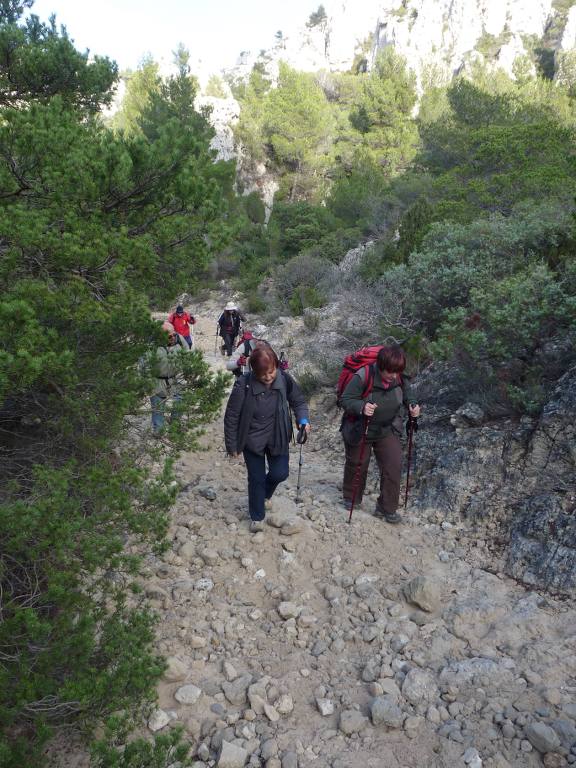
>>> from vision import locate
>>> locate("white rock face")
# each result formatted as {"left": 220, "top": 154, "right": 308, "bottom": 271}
{"left": 561, "top": 5, "right": 576, "bottom": 50}
{"left": 374, "top": 0, "right": 554, "bottom": 83}
{"left": 204, "top": 0, "right": 565, "bottom": 197}
{"left": 195, "top": 95, "right": 240, "bottom": 162}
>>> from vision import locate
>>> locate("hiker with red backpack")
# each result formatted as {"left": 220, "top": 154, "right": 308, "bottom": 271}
{"left": 338, "top": 344, "right": 420, "bottom": 524}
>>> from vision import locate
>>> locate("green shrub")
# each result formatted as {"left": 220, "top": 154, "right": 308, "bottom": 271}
{"left": 275, "top": 254, "right": 334, "bottom": 307}
{"left": 303, "top": 312, "right": 320, "bottom": 331}
{"left": 243, "top": 192, "right": 266, "bottom": 225}
{"left": 289, "top": 286, "right": 326, "bottom": 316}
{"left": 244, "top": 290, "right": 268, "bottom": 313}
{"left": 91, "top": 725, "right": 192, "bottom": 767}
{"left": 307, "top": 228, "right": 362, "bottom": 263}
{"left": 432, "top": 263, "right": 576, "bottom": 411}
{"left": 295, "top": 369, "right": 321, "bottom": 396}
{"left": 268, "top": 201, "right": 338, "bottom": 260}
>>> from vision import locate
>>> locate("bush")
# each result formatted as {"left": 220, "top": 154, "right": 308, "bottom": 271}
{"left": 91, "top": 725, "right": 192, "bottom": 768}
{"left": 295, "top": 369, "right": 321, "bottom": 397}
{"left": 268, "top": 201, "right": 339, "bottom": 261}
{"left": 289, "top": 286, "right": 327, "bottom": 316}
{"left": 275, "top": 254, "right": 333, "bottom": 304}
{"left": 303, "top": 311, "right": 320, "bottom": 331}
{"left": 432, "top": 263, "right": 576, "bottom": 412}
{"left": 306, "top": 228, "right": 362, "bottom": 263}
{"left": 244, "top": 290, "right": 268, "bottom": 314}
{"left": 243, "top": 192, "right": 266, "bottom": 225}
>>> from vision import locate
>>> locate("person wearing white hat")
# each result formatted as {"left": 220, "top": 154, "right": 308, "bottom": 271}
{"left": 218, "top": 301, "right": 244, "bottom": 356}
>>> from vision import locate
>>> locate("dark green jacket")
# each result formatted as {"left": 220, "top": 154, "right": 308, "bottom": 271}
{"left": 340, "top": 366, "right": 414, "bottom": 440}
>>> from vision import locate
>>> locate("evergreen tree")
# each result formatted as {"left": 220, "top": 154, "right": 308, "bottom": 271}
{"left": 111, "top": 55, "right": 161, "bottom": 135}
{"left": 0, "top": 0, "right": 117, "bottom": 110}
{"left": 346, "top": 48, "right": 418, "bottom": 175}
{"left": 0, "top": 4, "right": 229, "bottom": 765}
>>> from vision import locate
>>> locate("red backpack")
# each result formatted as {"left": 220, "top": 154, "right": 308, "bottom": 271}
{"left": 336, "top": 346, "right": 384, "bottom": 406}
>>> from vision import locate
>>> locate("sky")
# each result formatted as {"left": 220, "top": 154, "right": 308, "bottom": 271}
{"left": 30, "top": 0, "right": 325, "bottom": 76}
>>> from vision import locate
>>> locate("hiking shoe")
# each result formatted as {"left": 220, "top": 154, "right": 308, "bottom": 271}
{"left": 249, "top": 520, "right": 265, "bottom": 533}
{"left": 383, "top": 510, "right": 402, "bottom": 524}
{"left": 343, "top": 498, "right": 362, "bottom": 512}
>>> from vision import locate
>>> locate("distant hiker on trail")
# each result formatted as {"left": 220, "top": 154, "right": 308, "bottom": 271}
{"left": 224, "top": 345, "right": 310, "bottom": 532}
{"left": 149, "top": 321, "right": 189, "bottom": 436}
{"left": 168, "top": 304, "right": 196, "bottom": 349}
{"left": 340, "top": 344, "right": 420, "bottom": 524}
{"left": 226, "top": 330, "right": 259, "bottom": 377}
{"left": 218, "top": 301, "right": 244, "bottom": 356}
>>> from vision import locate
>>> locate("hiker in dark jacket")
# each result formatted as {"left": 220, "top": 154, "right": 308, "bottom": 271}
{"left": 340, "top": 345, "right": 420, "bottom": 524}
{"left": 218, "top": 301, "right": 243, "bottom": 356}
{"left": 224, "top": 345, "right": 310, "bottom": 532}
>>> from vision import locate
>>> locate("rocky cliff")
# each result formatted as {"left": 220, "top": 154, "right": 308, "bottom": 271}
{"left": 223, "top": 0, "right": 574, "bottom": 88}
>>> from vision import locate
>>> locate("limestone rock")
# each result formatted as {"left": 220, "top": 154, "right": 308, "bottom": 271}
{"left": 316, "top": 698, "right": 335, "bottom": 716}
{"left": 402, "top": 669, "right": 438, "bottom": 706}
{"left": 148, "top": 708, "right": 170, "bottom": 732}
{"left": 339, "top": 709, "right": 368, "bottom": 735}
{"left": 175, "top": 684, "right": 202, "bottom": 705}
{"left": 403, "top": 576, "right": 440, "bottom": 612}
{"left": 199, "top": 486, "right": 217, "bottom": 501}
{"left": 222, "top": 674, "right": 253, "bottom": 706}
{"left": 371, "top": 696, "right": 404, "bottom": 728}
{"left": 276, "top": 694, "right": 294, "bottom": 714}
{"left": 164, "top": 656, "right": 187, "bottom": 682}
{"left": 217, "top": 740, "right": 248, "bottom": 768}
{"left": 524, "top": 722, "right": 561, "bottom": 753}
{"left": 278, "top": 602, "right": 300, "bottom": 620}
{"left": 264, "top": 702, "right": 280, "bottom": 722}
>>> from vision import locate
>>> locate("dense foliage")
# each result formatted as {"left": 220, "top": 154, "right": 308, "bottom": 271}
{"left": 231, "top": 43, "right": 576, "bottom": 412}
{"left": 0, "top": 3, "right": 229, "bottom": 765}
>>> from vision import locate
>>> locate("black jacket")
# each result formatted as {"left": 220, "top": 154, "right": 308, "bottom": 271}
{"left": 218, "top": 311, "right": 242, "bottom": 337}
{"left": 224, "top": 371, "right": 309, "bottom": 456}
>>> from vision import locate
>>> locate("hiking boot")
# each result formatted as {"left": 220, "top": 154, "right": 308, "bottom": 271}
{"left": 249, "top": 520, "right": 265, "bottom": 533}
{"left": 264, "top": 498, "right": 273, "bottom": 511}
{"left": 382, "top": 510, "right": 402, "bottom": 524}
{"left": 343, "top": 498, "right": 362, "bottom": 512}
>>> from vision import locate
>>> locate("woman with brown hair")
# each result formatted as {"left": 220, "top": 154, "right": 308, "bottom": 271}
{"left": 224, "top": 345, "right": 310, "bottom": 532}
{"left": 340, "top": 344, "right": 420, "bottom": 524}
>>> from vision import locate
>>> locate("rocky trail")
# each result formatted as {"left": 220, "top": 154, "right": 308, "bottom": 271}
{"left": 58, "top": 300, "right": 576, "bottom": 768}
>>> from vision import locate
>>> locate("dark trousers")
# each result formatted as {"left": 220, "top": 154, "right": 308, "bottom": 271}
{"left": 342, "top": 433, "right": 402, "bottom": 516}
{"left": 222, "top": 332, "right": 236, "bottom": 356}
{"left": 243, "top": 448, "right": 290, "bottom": 521}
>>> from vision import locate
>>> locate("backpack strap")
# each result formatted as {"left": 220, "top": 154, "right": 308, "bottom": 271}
{"left": 356, "top": 364, "right": 375, "bottom": 400}
{"left": 281, "top": 369, "right": 293, "bottom": 397}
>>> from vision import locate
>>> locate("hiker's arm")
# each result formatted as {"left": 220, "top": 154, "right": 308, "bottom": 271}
{"left": 340, "top": 374, "right": 368, "bottom": 417}
{"left": 223, "top": 379, "right": 246, "bottom": 455}
{"left": 286, "top": 376, "right": 310, "bottom": 427}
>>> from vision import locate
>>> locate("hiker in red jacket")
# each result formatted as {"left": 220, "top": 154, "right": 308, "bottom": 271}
{"left": 168, "top": 305, "right": 196, "bottom": 349}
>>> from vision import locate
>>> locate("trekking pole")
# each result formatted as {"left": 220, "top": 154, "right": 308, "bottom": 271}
{"left": 404, "top": 415, "right": 416, "bottom": 509}
{"left": 295, "top": 425, "right": 308, "bottom": 503}
{"left": 348, "top": 415, "right": 371, "bottom": 524}
{"left": 214, "top": 325, "right": 219, "bottom": 354}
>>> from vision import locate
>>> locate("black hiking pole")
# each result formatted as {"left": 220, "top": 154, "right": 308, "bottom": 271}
{"left": 295, "top": 425, "right": 308, "bottom": 503}
{"left": 404, "top": 415, "right": 416, "bottom": 509}
{"left": 214, "top": 325, "right": 219, "bottom": 354}
{"left": 348, "top": 415, "right": 371, "bottom": 524}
